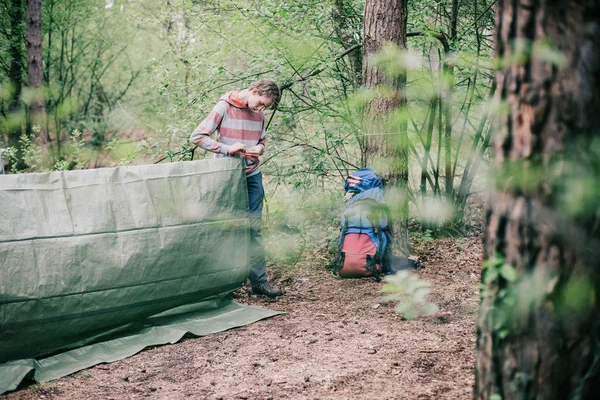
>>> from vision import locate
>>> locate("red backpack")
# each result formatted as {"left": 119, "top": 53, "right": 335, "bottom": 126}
{"left": 339, "top": 232, "right": 382, "bottom": 278}
{"left": 334, "top": 168, "right": 389, "bottom": 281}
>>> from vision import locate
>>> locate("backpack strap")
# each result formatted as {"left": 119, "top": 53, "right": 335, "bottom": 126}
{"left": 365, "top": 254, "right": 381, "bottom": 282}
{"left": 365, "top": 205, "right": 387, "bottom": 278}
{"left": 336, "top": 252, "right": 346, "bottom": 273}
{"left": 360, "top": 203, "right": 384, "bottom": 282}
{"left": 333, "top": 219, "right": 349, "bottom": 275}
{"left": 375, "top": 228, "right": 388, "bottom": 274}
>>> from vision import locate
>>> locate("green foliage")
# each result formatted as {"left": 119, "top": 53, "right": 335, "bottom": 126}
{"left": 371, "top": 42, "right": 422, "bottom": 78}
{"left": 28, "top": 382, "right": 49, "bottom": 391}
{"left": 481, "top": 252, "right": 597, "bottom": 341}
{"left": 455, "top": 237, "right": 466, "bottom": 251}
{"left": 532, "top": 39, "right": 568, "bottom": 68}
{"left": 264, "top": 183, "right": 343, "bottom": 271}
{"left": 0, "top": 0, "right": 145, "bottom": 169}
{"left": 557, "top": 138, "right": 600, "bottom": 221}
{"left": 411, "top": 228, "right": 434, "bottom": 243}
{"left": 555, "top": 274, "right": 596, "bottom": 317}
{"left": 1, "top": 0, "right": 500, "bottom": 239}
{"left": 492, "top": 159, "right": 546, "bottom": 194}
{"left": 9, "top": 128, "right": 117, "bottom": 173}
{"left": 347, "top": 7, "right": 495, "bottom": 231}
{"left": 381, "top": 271, "right": 438, "bottom": 320}
{"left": 482, "top": 253, "right": 518, "bottom": 286}
{"left": 480, "top": 254, "right": 519, "bottom": 339}
{"left": 3, "top": 0, "right": 497, "bottom": 229}
{"left": 492, "top": 137, "right": 600, "bottom": 224}
{"left": 53, "top": 129, "right": 86, "bottom": 171}
{"left": 496, "top": 38, "right": 568, "bottom": 70}
{"left": 14, "top": 131, "right": 48, "bottom": 172}
{"left": 127, "top": 0, "right": 370, "bottom": 179}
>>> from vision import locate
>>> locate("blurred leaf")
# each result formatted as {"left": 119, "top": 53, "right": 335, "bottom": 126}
{"left": 533, "top": 39, "right": 568, "bottom": 69}
{"left": 500, "top": 263, "right": 518, "bottom": 283}
{"left": 381, "top": 271, "right": 437, "bottom": 320}
{"left": 484, "top": 267, "right": 498, "bottom": 284}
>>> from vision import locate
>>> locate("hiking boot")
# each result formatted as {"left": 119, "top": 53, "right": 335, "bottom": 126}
{"left": 252, "top": 281, "right": 283, "bottom": 298}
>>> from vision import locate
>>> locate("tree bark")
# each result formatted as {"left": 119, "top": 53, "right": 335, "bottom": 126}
{"left": 361, "top": 0, "right": 410, "bottom": 254}
{"left": 475, "top": 0, "right": 600, "bottom": 399}
{"left": 362, "top": 0, "right": 406, "bottom": 95}
{"left": 26, "top": 0, "right": 47, "bottom": 144}
{"left": 6, "top": 0, "right": 26, "bottom": 154}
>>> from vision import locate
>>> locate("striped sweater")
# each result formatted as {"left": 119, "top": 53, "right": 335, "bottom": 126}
{"left": 190, "top": 91, "right": 266, "bottom": 176}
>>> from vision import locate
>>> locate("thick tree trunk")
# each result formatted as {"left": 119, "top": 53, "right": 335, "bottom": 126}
{"left": 26, "top": 0, "right": 47, "bottom": 144}
{"left": 362, "top": 0, "right": 406, "bottom": 96}
{"left": 362, "top": 0, "right": 410, "bottom": 254}
{"left": 475, "top": 0, "right": 600, "bottom": 399}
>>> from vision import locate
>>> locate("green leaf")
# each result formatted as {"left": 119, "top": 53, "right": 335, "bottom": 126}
{"left": 500, "top": 263, "right": 518, "bottom": 282}
{"left": 484, "top": 267, "right": 498, "bottom": 284}
{"left": 483, "top": 253, "right": 504, "bottom": 269}
{"left": 498, "top": 329, "right": 510, "bottom": 339}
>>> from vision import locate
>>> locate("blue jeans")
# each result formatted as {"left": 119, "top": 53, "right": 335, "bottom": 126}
{"left": 247, "top": 172, "right": 267, "bottom": 284}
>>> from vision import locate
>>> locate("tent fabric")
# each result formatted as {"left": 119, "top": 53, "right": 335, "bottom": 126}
{"left": 0, "top": 158, "right": 282, "bottom": 394}
{"left": 0, "top": 298, "right": 280, "bottom": 394}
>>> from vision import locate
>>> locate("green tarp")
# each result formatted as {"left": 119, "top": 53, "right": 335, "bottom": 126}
{"left": 0, "top": 158, "right": 281, "bottom": 394}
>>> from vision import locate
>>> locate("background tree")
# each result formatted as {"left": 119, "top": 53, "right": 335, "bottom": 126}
{"left": 26, "top": 0, "right": 46, "bottom": 144}
{"left": 361, "top": 0, "right": 410, "bottom": 253}
{"left": 1, "top": 0, "right": 498, "bottom": 266}
{"left": 403, "top": 0, "right": 496, "bottom": 232}
{"left": 1, "top": 0, "right": 26, "bottom": 168}
{"left": 475, "top": 0, "right": 600, "bottom": 398}
{"left": 1, "top": 0, "right": 142, "bottom": 170}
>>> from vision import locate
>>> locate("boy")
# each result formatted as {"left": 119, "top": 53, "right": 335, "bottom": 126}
{"left": 190, "top": 79, "right": 283, "bottom": 298}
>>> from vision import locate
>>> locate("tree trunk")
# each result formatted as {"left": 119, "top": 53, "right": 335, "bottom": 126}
{"left": 362, "top": 0, "right": 409, "bottom": 254}
{"left": 475, "top": 0, "right": 600, "bottom": 399}
{"left": 444, "top": 0, "right": 459, "bottom": 203}
{"left": 7, "top": 0, "right": 26, "bottom": 152}
{"left": 26, "top": 0, "right": 47, "bottom": 144}
{"left": 362, "top": 0, "right": 406, "bottom": 96}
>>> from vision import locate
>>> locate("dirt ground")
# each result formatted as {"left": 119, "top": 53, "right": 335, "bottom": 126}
{"left": 3, "top": 236, "right": 483, "bottom": 400}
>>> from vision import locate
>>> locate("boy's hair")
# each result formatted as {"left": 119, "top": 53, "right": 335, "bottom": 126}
{"left": 249, "top": 80, "right": 281, "bottom": 108}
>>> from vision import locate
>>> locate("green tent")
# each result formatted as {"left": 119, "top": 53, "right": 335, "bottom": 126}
{"left": 0, "top": 158, "right": 281, "bottom": 394}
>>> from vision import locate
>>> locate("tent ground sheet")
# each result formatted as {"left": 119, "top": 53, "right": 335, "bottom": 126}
{"left": 0, "top": 158, "right": 282, "bottom": 394}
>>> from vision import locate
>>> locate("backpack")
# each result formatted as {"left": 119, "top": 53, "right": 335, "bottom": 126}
{"left": 334, "top": 168, "right": 390, "bottom": 281}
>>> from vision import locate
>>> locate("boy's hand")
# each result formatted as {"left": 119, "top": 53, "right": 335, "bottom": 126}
{"left": 347, "top": 175, "right": 363, "bottom": 186}
{"left": 228, "top": 143, "right": 246, "bottom": 157}
{"left": 245, "top": 145, "right": 263, "bottom": 161}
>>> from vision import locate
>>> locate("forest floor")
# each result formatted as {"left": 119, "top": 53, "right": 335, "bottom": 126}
{"left": 3, "top": 232, "right": 483, "bottom": 400}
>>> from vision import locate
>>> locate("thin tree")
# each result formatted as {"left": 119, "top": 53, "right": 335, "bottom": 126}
{"left": 361, "top": 0, "right": 409, "bottom": 254}
{"left": 475, "top": 0, "right": 600, "bottom": 398}
{"left": 26, "top": 0, "right": 47, "bottom": 144}
{"left": 5, "top": 0, "right": 26, "bottom": 159}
